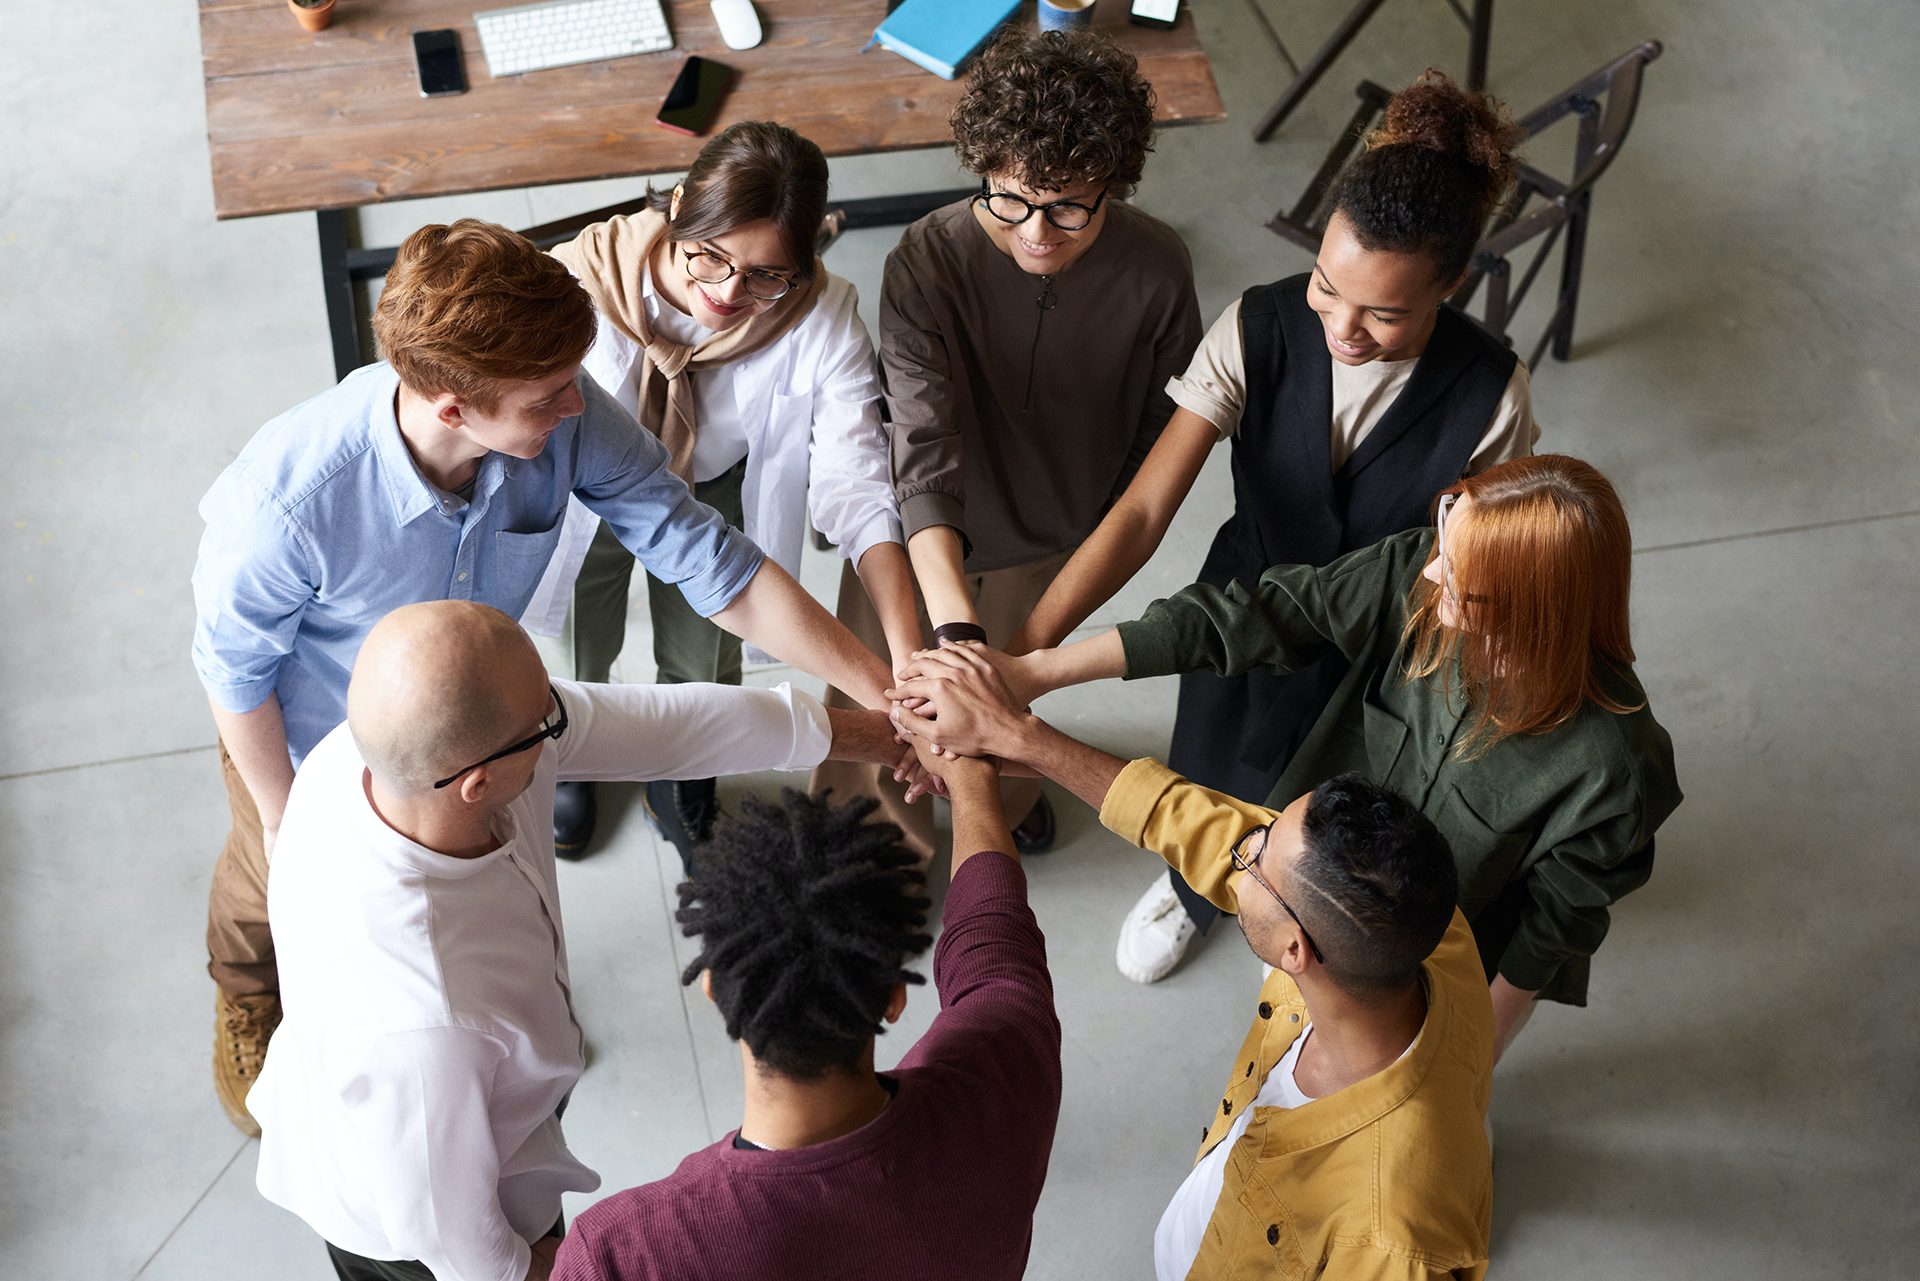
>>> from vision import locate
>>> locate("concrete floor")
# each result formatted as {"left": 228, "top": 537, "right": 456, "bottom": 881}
{"left": 3, "top": 0, "right": 1916, "bottom": 1276}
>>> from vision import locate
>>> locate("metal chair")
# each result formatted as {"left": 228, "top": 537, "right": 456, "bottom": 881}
{"left": 1265, "top": 40, "right": 1664, "bottom": 370}
{"left": 1241, "top": 0, "right": 1493, "bottom": 142}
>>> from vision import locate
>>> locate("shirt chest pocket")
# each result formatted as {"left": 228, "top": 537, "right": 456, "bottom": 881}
{"left": 1223, "top": 1168, "right": 1313, "bottom": 1279}
{"left": 1436, "top": 784, "right": 1536, "bottom": 911}
{"left": 491, "top": 523, "right": 566, "bottom": 607}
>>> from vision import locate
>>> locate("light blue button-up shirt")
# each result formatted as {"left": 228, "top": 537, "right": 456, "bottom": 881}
{"left": 191, "top": 362, "right": 763, "bottom": 766}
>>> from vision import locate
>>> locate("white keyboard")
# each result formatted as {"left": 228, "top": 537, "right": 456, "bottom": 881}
{"left": 474, "top": 0, "right": 674, "bottom": 77}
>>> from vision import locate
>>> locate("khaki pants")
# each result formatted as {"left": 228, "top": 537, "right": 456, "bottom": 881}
{"left": 207, "top": 739, "right": 275, "bottom": 999}
{"left": 533, "top": 459, "right": 747, "bottom": 687}
{"left": 810, "top": 547, "right": 1072, "bottom": 861}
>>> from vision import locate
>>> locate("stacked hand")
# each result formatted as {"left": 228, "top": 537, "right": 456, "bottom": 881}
{"left": 885, "top": 642, "right": 1037, "bottom": 764}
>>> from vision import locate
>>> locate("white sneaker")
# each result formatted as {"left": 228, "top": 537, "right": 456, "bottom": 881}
{"left": 1116, "top": 869, "right": 1199, "bottom": 984}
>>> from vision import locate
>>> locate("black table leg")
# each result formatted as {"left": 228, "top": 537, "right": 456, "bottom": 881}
{"left": 316, "top": 210, "right": 363, "bottom": 383}
{"left": 1467, "top": 0, "right": 1494, "bottom": 90}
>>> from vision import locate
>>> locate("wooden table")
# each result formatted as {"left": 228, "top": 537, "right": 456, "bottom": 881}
{"left": 198, "top": 0, "right": 1225, "bottom": 374}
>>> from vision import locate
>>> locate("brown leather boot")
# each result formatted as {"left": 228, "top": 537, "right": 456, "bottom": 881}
{"left": 214, "top": 990, "right": 282, "bottom": 1137}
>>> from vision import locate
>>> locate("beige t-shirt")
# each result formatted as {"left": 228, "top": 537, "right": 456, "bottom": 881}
{"left": 1167, "top": 299, "right": 1539, "bottom": 473}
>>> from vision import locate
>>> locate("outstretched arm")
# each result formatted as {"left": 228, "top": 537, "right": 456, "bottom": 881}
{"left": 711, "top": 560, "right": 892, "bottom": 710}
{"left": 1005, "top": 408, "right": 1218, "bottom": 655}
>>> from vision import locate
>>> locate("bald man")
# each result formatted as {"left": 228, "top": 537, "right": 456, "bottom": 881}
{"left": 247, "top": 601, "right": 909, "bottom": 1281}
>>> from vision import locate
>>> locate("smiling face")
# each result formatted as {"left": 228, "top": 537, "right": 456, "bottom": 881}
{"left": 657, "top": 210, "right": 799, "bottom": 333}
{"left": 1309, "top": 211, "right": 1467, "bottom": 366}
{"left": 970, "top": 172, "right": 1109, "bottom": 276}
{"left": 447, "top": 364, "right": 585, "bottom": 460}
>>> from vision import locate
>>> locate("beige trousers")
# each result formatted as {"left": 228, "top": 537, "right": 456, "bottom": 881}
{"left": 810, "top": 546, "right": 1073, "bottom": 861}
{"left": 207, "top": 739, "right": 275, "bottom": 999}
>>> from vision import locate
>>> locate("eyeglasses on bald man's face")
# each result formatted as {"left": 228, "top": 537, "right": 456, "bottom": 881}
{"left": 433, "top": 685, "right": 568, "bottom": 790}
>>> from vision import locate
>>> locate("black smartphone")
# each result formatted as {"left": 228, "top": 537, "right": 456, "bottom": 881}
{"left": 413, "top": 29, "right": 467, "bottom": 98}
{"left": 655, "top": 56, "right": 734, "bottom": 136}
{"left": 1129, "top": 0, "right": 1180, "bottom": 30}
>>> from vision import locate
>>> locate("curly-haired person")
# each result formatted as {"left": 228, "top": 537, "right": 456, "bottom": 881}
{"left": 812, "top": 26, "right": 1203, "bottom": 862}
{"left": 553, "top": 759, "right": 1062, "bottom": 1281}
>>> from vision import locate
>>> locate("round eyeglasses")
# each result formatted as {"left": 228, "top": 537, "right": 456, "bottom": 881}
{"left": 974, "top": 182, "right": 1109, "bottom": 231}
{"left": 681, "top": 247, "right": 797, "bottom": 302}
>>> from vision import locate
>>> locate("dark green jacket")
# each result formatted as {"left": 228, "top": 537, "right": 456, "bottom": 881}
{"left": 1117, "top": 528, "right": 1682, "bottom": 1005}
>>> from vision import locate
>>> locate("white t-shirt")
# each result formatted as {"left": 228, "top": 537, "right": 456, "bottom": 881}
{"left": 1167, "top": 298, "right": 1540, "bottom": 474}
{"left": 1154, "top": 1027, "right": 1318, "bottom": 1281}
{"left": 252, "top": 678, "right": 832, "bottom": 1281}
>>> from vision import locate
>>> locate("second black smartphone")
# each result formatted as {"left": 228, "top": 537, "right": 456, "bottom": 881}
{"left": 656, "top": 56, "right": 734, "bottom": 136}
{"left": 413, "top": 29, "right": 467, "bottom": 97}
{"left": 1128, "top": 0, "right": 1180, "bottom": 30}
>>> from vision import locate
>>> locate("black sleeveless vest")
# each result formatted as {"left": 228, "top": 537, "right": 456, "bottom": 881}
{"left": 1167, "top": 273, "right": 1517, "bottom": 798}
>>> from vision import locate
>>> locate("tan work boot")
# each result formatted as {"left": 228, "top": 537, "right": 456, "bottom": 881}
{"left": 214, "top": 990, "right": 282, "bottom": 1138}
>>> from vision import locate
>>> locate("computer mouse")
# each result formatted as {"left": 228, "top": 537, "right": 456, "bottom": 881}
{"left": 710, "top": 0, "right": 762, "bottom": 50}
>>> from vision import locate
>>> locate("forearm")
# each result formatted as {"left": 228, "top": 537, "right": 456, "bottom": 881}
{"left": 1009, "top": 408, "right": 1216, "bottom": 654}
{"left": 825, "top": 707, "right": 910, "bottom": 766}
{"left": 712, "top": 561, "right": 891, "bottom": 709}
{"left": 906, "top": 526, "right": 976, "bottom": 628}
{"left": 1004, "top": 716, "right": 1129, "bottom": 813}
{"left": 1489, "top": 974, "right": 1539, "bottom": 1063}
{"left": 854, "top": 541, "right": 925, "bottom": 672}
{"left": 1020, "top": 630, "right": 1129, "bottom": 699}
{"left": 944, "top": 761, "right": 1014, "bottom": 874}
{"left": 208, "top": 695, "right": 296, "bottom": 834}
{"left": 1008, "top": 507, "right": 1158, "bottom": 655}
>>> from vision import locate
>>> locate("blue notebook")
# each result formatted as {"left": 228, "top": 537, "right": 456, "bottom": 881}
{"left": 869, "top": 0, "right": 1023, "bottom": 80}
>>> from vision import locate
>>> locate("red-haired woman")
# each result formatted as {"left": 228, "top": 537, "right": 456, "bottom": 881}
{"left": 907, "top": 455, "right": 1681, "bottom": 1055}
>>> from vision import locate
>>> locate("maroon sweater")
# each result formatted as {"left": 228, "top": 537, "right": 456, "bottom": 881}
{"left": 552, "top": 852, "right": 1061, "bottom": 1281}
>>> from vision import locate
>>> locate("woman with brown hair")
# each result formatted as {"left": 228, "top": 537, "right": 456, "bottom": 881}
{"left": 896, "top": 454, "right": 1682, "bottom": 1056}
{"left": 528, "top": 121, "right": 916, "bottom": 863}
{"left": 998, "top": 70, "right": 1543, "bottom": 983}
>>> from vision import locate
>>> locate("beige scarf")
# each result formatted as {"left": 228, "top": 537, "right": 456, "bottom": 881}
{"left": 550, "top": 207, "right": 826, "bottom": 482}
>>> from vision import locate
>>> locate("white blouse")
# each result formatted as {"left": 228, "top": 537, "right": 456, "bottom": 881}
{"left": 523, "top": 267, "right": 900, "bottom": 637}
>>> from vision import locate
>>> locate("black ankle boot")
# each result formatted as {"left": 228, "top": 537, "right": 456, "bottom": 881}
{"left": 644, "top": 778, "right": 719, "bottom": 878}
{"left": 553, "top": 781, "right": 597, "bottom": 860}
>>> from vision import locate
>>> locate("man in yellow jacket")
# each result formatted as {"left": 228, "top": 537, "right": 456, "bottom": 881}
{"left": 890, "top": 644, "right": 1496, "bottom": 1280}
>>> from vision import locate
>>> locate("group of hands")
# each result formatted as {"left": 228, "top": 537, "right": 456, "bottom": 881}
{"left": 879, "top": 642, "right": 1046, "bottom": 802}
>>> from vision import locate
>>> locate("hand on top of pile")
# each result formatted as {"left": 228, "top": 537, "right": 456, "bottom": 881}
{"left": 885, "top": 642, "right": 1035, "bottom": 764}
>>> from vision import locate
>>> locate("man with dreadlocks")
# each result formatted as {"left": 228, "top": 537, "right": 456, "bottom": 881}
{"left": 553, "top": 745, "right": 1061, "bottom": 1281}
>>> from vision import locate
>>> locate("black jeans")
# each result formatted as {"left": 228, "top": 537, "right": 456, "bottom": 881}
{"left": 326, "top": 1218, "right": 565, "bottom": 1281}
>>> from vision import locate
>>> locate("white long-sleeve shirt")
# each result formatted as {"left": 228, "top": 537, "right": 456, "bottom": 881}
{"left": 252, "top": 678, "right": 832, "bottom": 1281}
{"left": 522, "top": 266, "right": 900, "bottom": 638}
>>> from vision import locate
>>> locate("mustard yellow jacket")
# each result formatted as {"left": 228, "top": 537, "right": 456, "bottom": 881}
{"left": 1103, "top": 758, "right": 1496, "bottom": 1280}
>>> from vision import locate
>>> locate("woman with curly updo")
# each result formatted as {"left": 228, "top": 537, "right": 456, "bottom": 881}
{"left": 1000, "top": 71, "right": 1547, "bottom": 985}
{"left": 812, "top": 27, "right": 1203, "bottom": 862}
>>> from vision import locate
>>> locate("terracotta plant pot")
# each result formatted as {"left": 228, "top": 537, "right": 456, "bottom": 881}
{"left": 289, "top": 0, "right": 336, "bottom": 32}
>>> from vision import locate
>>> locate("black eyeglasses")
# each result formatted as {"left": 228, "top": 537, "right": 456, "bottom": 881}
{"left": 433, "top": 685, "right": 568, "bottom": 790}
{"left": 1230, "top": 822, "right": 1324, "bottom": 963}
{"left": 974, "top": 181, "right": 1108, "bottom": 231}
{"left": 681, "top": 246, "right": 797, "bottom": 301}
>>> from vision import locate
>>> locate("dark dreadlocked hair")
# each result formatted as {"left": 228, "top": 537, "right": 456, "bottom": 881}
{"left": 676, "top": 789, "right": 933, "bottom": 1080}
